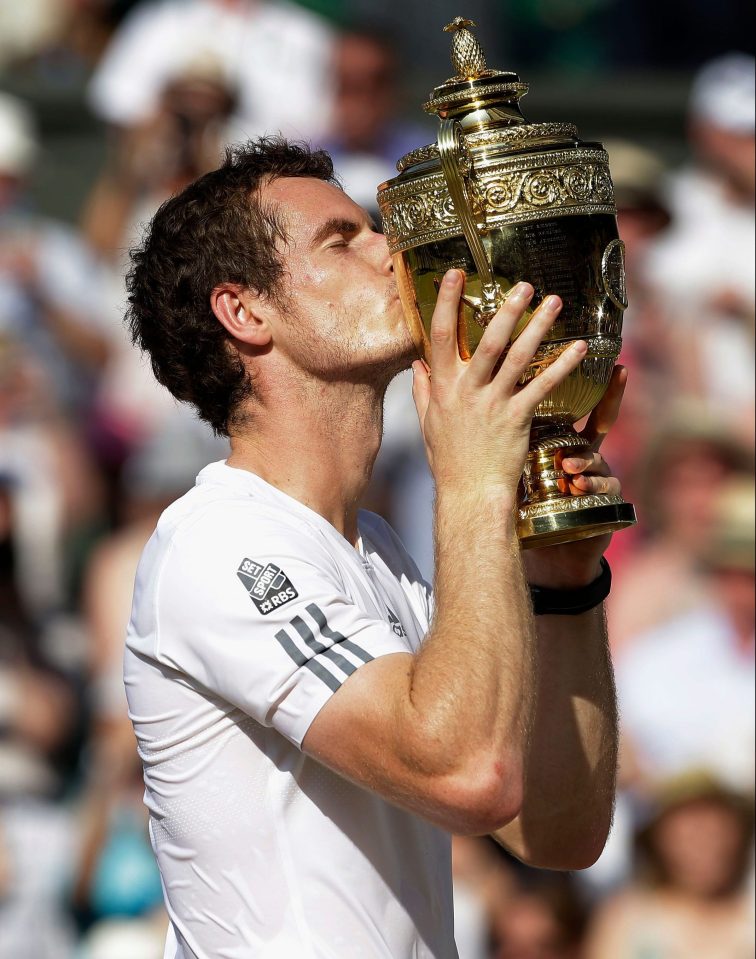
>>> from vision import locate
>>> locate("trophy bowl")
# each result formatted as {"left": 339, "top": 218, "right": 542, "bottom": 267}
{"left": 377, "top": 16, "right": 636, "bottom": 548}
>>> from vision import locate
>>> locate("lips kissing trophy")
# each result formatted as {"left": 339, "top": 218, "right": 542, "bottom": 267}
{"left": 377, "top": 17, "right": 636, "bottom": 547}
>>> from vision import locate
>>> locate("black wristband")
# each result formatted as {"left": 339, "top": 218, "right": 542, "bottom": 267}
{"left": 530, "top": 558, "right": 611, "bottom": 616}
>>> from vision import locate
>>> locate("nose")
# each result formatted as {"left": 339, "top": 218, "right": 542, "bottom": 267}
{"left": 373, "top": 228, "right": 393, "bottom": 275}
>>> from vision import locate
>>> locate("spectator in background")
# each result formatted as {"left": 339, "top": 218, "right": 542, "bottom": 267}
{"left": 81, "top": 58, "right": 237, "bottom": 487}
{"left": 83, "top": 55, "right": 238, "bottom": 262}
{"left": 580, "top": 469, "right": 754, "bottom": 900}
{"left": 321, "top": 24, "right": 430, "bottom": 218}
{"left": 0, "top": 92, "right": 107, "bottom": 615}
{"left": 0, "top": 92, "right": 113, "bottom": 417}
{"left": 607, "top": 403, "right": 753, "bottom": 651}
{"left": 584, "top": 771, "right": 755, "bottom": 959}
{"left": 616, "top": 474, "right": 755, "bottom": 793}
{"left": 491, "top": 873, "right": 588, "bottom": 959}
{"left": 646, "top": 53, "right": 755, "bottom": 441}
{"left": 0, "top": 478, "right": 81, "bottom": 959}
{"left": 88, "top": 0, "right": 335, "bottom": 143}
{"left": 452, "top": 836, "right": 591, "bottom": 959}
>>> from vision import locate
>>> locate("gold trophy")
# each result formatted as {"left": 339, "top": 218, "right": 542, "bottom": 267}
{"left": 377, "top": 17, "right": 637, "bottom": 548}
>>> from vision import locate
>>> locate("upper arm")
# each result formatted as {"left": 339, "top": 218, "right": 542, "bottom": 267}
{"left": 301, "top": 652, "right": 433, "bottom": 813}
{"left": 301, "top": 650, "right": 518, "bottom": 834}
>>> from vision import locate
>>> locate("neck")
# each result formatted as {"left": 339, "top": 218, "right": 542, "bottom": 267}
{"left": 227, "top": 376, "right": 386, "bottom": 545}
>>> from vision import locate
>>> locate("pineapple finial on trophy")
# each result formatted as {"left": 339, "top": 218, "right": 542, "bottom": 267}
{"left": 443, "top": 16, "right": 488, "bottom": 79}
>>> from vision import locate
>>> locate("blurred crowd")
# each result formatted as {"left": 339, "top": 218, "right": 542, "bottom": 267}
{"left": 0, "top": 2, "right": 753, "bottom": 958}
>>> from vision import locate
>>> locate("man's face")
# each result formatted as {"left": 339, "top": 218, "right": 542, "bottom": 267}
{"left": 261, "top": 177, "right": 414, "bottom": 386}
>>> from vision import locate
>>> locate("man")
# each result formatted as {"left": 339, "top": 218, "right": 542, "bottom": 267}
{"left": 124, "top": 138, "right": 622, "bottom": 959}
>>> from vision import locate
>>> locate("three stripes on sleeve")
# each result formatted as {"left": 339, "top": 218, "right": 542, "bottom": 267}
{"left": 275, "top": 603, "right": 374, "bottom": 692}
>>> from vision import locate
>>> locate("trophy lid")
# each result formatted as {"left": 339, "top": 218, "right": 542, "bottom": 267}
{"left": 423, "top": 17, "right": 529, "bottom": 124}
{"left": 390, "top": 17, "right": 578, "bottom": 176}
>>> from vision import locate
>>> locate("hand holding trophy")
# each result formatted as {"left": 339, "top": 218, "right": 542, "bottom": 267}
{"left": 377, "top": 17, "right": 636, "bottom": 547}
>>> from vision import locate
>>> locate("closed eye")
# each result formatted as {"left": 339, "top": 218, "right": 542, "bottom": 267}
{"left": 310, "top": 217, "right": 361, "bottom": 249}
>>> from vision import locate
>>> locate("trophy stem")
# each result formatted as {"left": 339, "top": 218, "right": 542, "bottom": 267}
{"left": 518, "top": 422, "right": 636, "bottom": 549}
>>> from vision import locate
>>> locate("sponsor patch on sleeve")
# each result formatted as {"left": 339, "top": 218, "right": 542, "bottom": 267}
{"left": 236, "top": 558, "right": 299, "bottom": 615}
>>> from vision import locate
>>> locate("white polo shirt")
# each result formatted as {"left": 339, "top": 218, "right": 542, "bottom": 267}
{"left": 124, "top": 461, "right": 457, "bottom": 959}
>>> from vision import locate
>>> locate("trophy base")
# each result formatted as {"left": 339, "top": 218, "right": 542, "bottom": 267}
{"left": 518, "top": 494, "right": 637, "bottom": 549}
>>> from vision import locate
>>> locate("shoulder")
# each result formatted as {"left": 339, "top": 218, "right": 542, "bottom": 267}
{"left": 146, "top": 484, "right": 340, "bottom": 591}
{"left": 130, "top": 483, "right": 342, "bottom": 631}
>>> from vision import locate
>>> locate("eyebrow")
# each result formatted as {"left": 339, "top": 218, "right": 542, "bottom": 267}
{"left": 309, "top": 214, "right": 378, "bottom": 248}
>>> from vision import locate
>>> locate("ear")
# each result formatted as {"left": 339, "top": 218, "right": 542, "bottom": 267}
{"left": 210, "top": 285, "right": 274, "bottom": 347}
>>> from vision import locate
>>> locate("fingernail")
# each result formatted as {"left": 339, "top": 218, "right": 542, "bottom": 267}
{"left": 510, "top": 282, "right": 534, "bottom": 302}
{"left": 562, "top": 458, "right": 582, "bottom": 471}
{"left": 543, "top": 294, "right": 561, "bottom": 311}
{"left": 443, "top": 269, "right": 461, "bottom": 286}
{"left": 572, "top": 340, "right": 588, "bottom": 355}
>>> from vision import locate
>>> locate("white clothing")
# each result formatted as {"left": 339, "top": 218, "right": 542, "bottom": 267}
{"left": 616, "top": 603, "right": 755, "bottom": 790}
{"left": 89, "top": 0, "right": 334, "bottom": 141}
{"left": 648, "top": 168, "right": 755, "bottom": 308}
{"left": 125, "top": 461, "right": 457, "bottom": 959}
{"left": 580, "top": 605, "right": 756, "bottom": 898}
{"left": 645, "top": 169, "right": 755, "bottom": 414}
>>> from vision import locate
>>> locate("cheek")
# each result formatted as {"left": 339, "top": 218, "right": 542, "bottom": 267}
{"left": 305, "top": 266, "right": 329, "bottom": 287}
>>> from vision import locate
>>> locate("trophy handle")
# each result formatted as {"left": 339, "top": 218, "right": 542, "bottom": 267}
{"left": 437, "top": 117, "right": 504, "bottom": 324}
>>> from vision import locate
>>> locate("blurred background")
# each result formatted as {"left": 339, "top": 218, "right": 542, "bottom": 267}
{"left": 0, "top": 2, "right": 753, "bottom": 957}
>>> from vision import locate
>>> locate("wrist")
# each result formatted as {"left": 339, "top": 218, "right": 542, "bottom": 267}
{"left": 524, "top": 549, "right": 603, "bottom": 589}
{"left": 530, "top": 558, "right": 611, "bottom": 616}
{"left": 435, "top": 484, "right": 518, "bottom": 515}
{"left": 435, "top": 487, "right": 519, "bottom": 541}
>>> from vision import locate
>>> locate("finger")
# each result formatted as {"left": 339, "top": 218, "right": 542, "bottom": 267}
{"left": 494, "top": 294, "right": 563, "bottom": 393}
{"left": 411, "top": 359, "right": 431, "bottom": 430}
{"left": 514, "top": 338, "right": 587, "bottom": 411}
{"left": 428, "top": 269, "right": 465, "bottom": 380}
{"left": 561, "top": 450, "right": 611, "bottom": 477}
{"left": 580, "top": 365, "right": 628, "bottom": 451}
{"left": 568, "top": 473, "right": 622, "bottom": 496}
{"left": 466, "top": 282, "right": 534, "bottom": 385}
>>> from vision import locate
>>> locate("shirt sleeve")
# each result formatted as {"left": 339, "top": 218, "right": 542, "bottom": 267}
{"left": 148, "top": 504, "right": 411, "bottom": 747}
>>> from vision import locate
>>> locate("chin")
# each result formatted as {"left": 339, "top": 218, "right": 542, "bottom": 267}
{"left": 354, "top": 339, "right": 416, "bottom": 389}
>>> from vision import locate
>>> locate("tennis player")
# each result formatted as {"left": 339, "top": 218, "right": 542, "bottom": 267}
{"left": 124, "top": 139, "right": 622, "bottom": 959}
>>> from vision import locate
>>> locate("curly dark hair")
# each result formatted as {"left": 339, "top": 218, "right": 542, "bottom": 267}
{"left": 126, "top": 137, "right": 337, "bottom": 435}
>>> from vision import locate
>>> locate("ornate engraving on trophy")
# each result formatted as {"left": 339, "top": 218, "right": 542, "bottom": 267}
{"left": 380, "top": 152, "right": 617, "bottom": 254}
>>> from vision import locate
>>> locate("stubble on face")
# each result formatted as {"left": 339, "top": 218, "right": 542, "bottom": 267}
{"left": 281, "top": 285, "right": 417, "bottom": 390}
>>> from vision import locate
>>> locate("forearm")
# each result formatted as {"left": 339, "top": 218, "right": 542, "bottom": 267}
{"left": 493, "top": 603, "right": 618, "bottom": 868}
{"left": 400, "top": 489, "right": 536, "bottom": 816}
